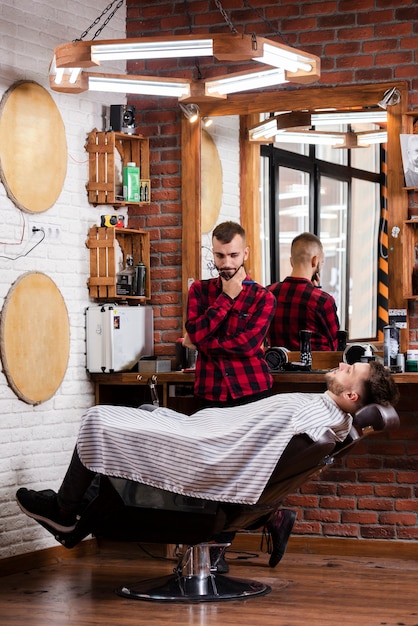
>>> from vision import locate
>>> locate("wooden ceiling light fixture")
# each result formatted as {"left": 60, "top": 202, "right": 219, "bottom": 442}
{"left": 49, "top": 32, "right": 320, "bottom": 102}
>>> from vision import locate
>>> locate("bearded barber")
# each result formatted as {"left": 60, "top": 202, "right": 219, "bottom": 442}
{"left": 184, "top": 221, "right": 276, "bottom": 409}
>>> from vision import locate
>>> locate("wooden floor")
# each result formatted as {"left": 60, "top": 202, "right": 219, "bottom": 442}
{"left": 1, "top": 540, "right": 418, "bottom": 626}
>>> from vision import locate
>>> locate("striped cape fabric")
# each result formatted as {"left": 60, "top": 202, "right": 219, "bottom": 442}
{"left": 77, "top": 392, "right": 352, "bottom": 505}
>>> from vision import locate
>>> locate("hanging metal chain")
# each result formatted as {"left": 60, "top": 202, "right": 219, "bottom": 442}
{"left": 213, "top": 0, "right": 238, "bottom": 34}
{"left": 183, "top": 0, "right": 193, "bottom": 33}
{"left": 242, "top": 0, "right": 289, "bottom": 45}
{"left": 183, "top": 0, "right": 203, "bottom": 80}
{"left": 74, "top": 0, "right": 125, "bottom": 42}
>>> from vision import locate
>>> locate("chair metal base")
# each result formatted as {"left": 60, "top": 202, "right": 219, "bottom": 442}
{"left": 115, "top": 543, "right": 271, "bottom": 603}
{"left": 116, "top": 573, "right": 271, "bottom": 603}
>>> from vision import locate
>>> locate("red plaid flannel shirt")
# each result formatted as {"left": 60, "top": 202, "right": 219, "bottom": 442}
{"left": 186, "top": 276, "right": 276, "bottom": 402}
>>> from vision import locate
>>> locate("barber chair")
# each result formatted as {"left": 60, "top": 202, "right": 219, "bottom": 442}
{"left": 48, "top": 403, "right": 399, "bottom": 603}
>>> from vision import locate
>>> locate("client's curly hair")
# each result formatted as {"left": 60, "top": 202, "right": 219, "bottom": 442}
{"left": 362, "top": 361, "right": 400, "bottom": 407}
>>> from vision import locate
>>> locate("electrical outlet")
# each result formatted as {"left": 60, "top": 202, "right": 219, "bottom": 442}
{"left": 45, "top": 223, "right": 61, "bottom": 239}
{"left": 31, "top": 223, "right": 61, "bottom": 240}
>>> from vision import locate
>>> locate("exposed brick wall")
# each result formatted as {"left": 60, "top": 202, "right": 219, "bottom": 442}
{"left": 126, "top": 0, "right": 418, "bottom": 358}
{"left": 125, "top": 1, "right": 418, "bottom": 542}
{"left": 284, "top": 391, "right": 418, "bottom": 540}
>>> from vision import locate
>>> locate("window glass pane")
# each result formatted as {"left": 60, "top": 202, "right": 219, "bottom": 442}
{"left": 272, "top": 140, "right": 309, "bottom": 156}
{"left": 349, "top": 179, "right": 379, "bottom": 339}
{"left": 316, "top": 124, "right": 348, "bottom": 166}
{"left": 278, "top": 167, "right": 310, "bottom": 280}
{"left": 319, "top": 177, "right": 348, "bottom": 329}
{"left": 259, "top": 134, "right": 382, "bottom": 343}
{"left": 351, "top": 135, "right": 380, "bottom": 173}
{"left": 260, "top": 156, "right": 271, "bottom": 286}
{"left": 316, "top": 143, "right": 348, "bottom": 165}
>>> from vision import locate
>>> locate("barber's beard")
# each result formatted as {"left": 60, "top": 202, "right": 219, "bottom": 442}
{"left": 217, "top": 264, "right": 244, "bottom": 280}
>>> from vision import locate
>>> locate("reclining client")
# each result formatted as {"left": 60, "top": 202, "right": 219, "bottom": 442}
{"left": 16, "top": 361, "right": 398, "bottom": 566}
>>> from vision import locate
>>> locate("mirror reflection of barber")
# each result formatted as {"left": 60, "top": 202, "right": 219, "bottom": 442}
{"left": 311, "top": 261, "right": 321, "bottom": 288}
{"left": 267, "top": 232, "right": 340, "bottom": 352}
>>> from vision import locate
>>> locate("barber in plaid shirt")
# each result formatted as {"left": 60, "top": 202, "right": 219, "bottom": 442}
{"left": 184, "top": 221, "right": 276, "bottom": 409}
{"left": 267, "top": 232, "right": 339, "bottom": 351}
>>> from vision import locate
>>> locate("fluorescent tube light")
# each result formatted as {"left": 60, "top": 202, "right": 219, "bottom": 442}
{"left": 69, "top": 67, "right": 82, "bottom": 84}
{"left": 88, "top": 75, "right": 191, "bottom": 98}
{"left": 275, "top": 131, "right": 346, "bottom": 146}
{"left": 90, "top": 39, "right": 214, "bottom": 61}
{"left": 249, "top": 119, "right": 278, "bottom": 140}
{"left": 255, "top": 43, "right": 313, "bottom": 73}
{"left": 54, "top": 67, "right": 65, "bottom": 84}
{"left": 357, "top": 131, "right": 388, "bottom": 145}
{"left": 311, "top": 111, "right": 387, "bottom": 125}
{"left": 206, "top": 68, "right": 287, "bottom": 96}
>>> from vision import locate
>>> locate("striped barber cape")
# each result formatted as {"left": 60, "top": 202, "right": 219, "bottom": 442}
{"left": 77, "top": 391, "right": 352, "bottom": 505}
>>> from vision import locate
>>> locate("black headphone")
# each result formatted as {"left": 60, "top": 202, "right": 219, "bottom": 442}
{"left": 264, "top": 347, "right": 289, "bottom": 371}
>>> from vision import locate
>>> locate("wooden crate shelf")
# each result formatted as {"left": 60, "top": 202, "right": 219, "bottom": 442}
{"left": 86, "top": 226, "right": 150, "bottom": 302}
{"left": 85, "top": 130, "right": 150, "bottom": 206}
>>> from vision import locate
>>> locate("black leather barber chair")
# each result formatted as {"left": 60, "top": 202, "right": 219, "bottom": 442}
{"left": 50, "top": 403, "right": 399, "bottom": 603}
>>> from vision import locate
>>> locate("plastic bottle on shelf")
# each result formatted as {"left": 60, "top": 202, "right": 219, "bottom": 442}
{"left": 383, "top": 324, "right": 399, "bottom": 367}
{"left": 123, "top": 162, "right": 140, "bottom": 202}
{"left": 132, "top": 261, "right": 146, "bottom": 296}
{"left": 360, "top": 344, "right": 376, "bottom": 363}
{"left": 299, "top": 329, "right": 312, "bottom": 369}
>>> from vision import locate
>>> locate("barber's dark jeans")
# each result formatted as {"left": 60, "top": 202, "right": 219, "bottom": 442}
{"left": 197, "top": 388, "right": 271, "bottom": 410}
{"left": 57, "top": 447, "right": 97, "bottom": 514}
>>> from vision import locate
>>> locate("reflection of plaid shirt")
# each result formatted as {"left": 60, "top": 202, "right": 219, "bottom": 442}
{"left": 186, "top": 276, "right": 276, "bottom": 402}
{"left": 268, "top": 277, "right": 339, "bottom": 351}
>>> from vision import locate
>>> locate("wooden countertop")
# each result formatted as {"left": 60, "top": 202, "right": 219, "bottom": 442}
{"left": 89, "top": 369, "right": 417, "bottom": 385}
{"left": 89, "top": 349, "right": 418, "bottom": 385}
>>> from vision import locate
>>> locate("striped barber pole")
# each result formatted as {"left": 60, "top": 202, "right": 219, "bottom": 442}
{"left": 378, "top": 144, "right": 389, "bottom": 340}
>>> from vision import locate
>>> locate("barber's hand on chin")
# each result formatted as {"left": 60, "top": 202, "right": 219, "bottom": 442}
{"left": 221, "top": 266, "right": 246, "bottom": 299}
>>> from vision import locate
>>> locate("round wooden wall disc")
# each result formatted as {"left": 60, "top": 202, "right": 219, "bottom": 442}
{"left": 0, "top": 272, "right": 70, "bottom": 405}
{"left": 0, "top": 80, "right": 67, "bottom": 213}
{"left": 201, "top": 129, "right": 223, "bottom": 234}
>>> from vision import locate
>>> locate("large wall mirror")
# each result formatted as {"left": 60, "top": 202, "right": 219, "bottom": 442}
{"left": 181, "top": 82, "right": 408, "bottom": 342}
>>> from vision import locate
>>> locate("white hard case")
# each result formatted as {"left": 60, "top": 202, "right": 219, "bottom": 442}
{"left": 86, "top": 304, "right": 154, "bottom": 373}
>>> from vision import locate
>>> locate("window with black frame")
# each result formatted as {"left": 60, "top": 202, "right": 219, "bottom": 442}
{"left": 260, "top": 132, "right": 383, "bottom": 342}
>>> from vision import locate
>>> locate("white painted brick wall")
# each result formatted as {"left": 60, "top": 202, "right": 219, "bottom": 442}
{"left": 0, "top": 0, "right": 127, "bottom": 558}
{"left": 201, "top": 116, "right": 240, "bottom": 279}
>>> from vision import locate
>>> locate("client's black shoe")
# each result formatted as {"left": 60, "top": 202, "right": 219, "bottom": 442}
{"left": 266, "top": 508, "right": 296, "bottom": 568}
{"left": 16, "top": 488, "right": 78, "bottom": 533}
{"left": 209, "top": 546, "right": 230, "bottom": 574}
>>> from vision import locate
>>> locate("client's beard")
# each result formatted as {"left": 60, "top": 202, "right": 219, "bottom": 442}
{"left": 324, "top": 371, "right": 344, "bottom": 396}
